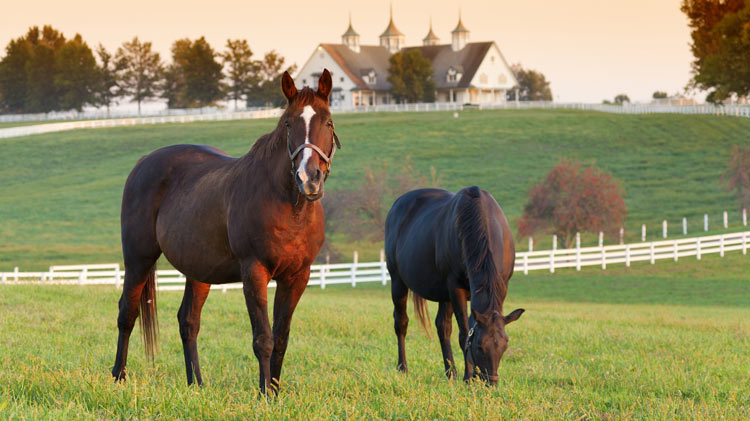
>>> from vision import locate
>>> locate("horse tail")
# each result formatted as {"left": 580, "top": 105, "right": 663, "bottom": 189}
{"left": 410, "top": 291, "right": 431, "bottom": 336}
{"left": 139, "top": 264, "right": 159, "bottom": 363}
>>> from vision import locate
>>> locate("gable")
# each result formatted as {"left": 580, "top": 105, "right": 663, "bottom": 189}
{"left": 468, "top": 43, "right": 518, "bottom": 89}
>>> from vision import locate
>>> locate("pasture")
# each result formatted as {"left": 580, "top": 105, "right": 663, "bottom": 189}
{"left": 1, "top": 109, "right": 749, "bottom": 269}
{"left": 1, "top": 254, "right": 748, "bottom": 418}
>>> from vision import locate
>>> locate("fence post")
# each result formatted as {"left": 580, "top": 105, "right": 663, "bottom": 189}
{"left": 743, "top": 208, "right": 747, "bottom": 226}
{"left": 743, "top": 231, "right": 747, "bottom": 255}
{"left": 351, "top": 251, "right": 358, "bottom": 287}
{"left": 696, "top": 237, "right": 701, "bottom": 260}
{"left": 673, "top": 240, "right": 678, "bottom": 262}
{"left": 720, "top": 235, "right": 724, "bottom": 257}
{"left": 601, "top": 245, "right": 606, "bottom": 270}
{"left": 1, "top": 272, "right": 5, "bottom": 284}
{"left": 380, "top": 249, "right": 387, "bottom": 285}
{"left": 79, "top": 267, "right": 87, "bottom": 285}
{"left": 662, "top": 220, "right": 668, "bottom": 238}
{"left": 598, "top": 232, "right": 604, "bottom": 248}
{"left": 682, "top": 218, "right": 687, "bottom": 235}
{"left": 523, "top": 253, "right": 528, "bottom": 275}
{"left": 320, "top": 263, "right": 326, "bottom": 289}
{"left": 642, "top": 224, "right": 646, "bottom": 242}
{"left": 619, "top": 227, "right": 624, "bottom": 245}
{"left": 528, "top": 237, "right": 533, "bottom": 252}
{"left": 115, "top": 264, "right": 122, "bottom": 289}
{"left": 704, "top": 214, "right": 708, "bottom": 232}
{"left": 576, "top": 232, "right": 581, "bottom": 271}
{"left": 550, "top": 235, "right": 557, "bottom": 273}
{"left": 650, "top": 242, "right": 655, "bottom": 264}
{"left": 625, "top": 245, "right": 631, "bottom": 267}
{"left": 14, "top": 266, "right": 19, "bottom": 282}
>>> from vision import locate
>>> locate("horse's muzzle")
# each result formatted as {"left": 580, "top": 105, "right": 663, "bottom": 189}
{"left": 295, "top": 171, "right": 323, "bottom": 201}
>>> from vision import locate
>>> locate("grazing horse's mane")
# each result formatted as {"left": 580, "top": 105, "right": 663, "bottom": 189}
{"left": 456, "top": 186, "right": 507, "bottom": 312}
{"left": 248, "top": 87, "right": 323, "bottom": 160}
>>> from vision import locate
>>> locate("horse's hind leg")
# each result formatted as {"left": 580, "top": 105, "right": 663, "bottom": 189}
{"left": 178, "top": 279, "right": 211, "bottom": 386}
{"left": 391, "top": 274, "right": 409, "bottom": 373}
{"left": 112, "top": 256, "right": 159, "bottom": 381}
{"left": 435, "top": 301, "right": 457, "bottom": 379}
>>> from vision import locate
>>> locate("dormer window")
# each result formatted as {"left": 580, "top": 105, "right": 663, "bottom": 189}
{"left": 446, "top": 66, "right": 463, "bottom": 83}
{"left": 361, "top": 69, "right": 377, "bottom": 85}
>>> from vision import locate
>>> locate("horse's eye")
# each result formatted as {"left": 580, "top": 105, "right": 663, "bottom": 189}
{"left": 327, "top": 120, "right": 334, "bottom": 128}
{"left": 285, "top": 119, "right": 291, "bottom": 128}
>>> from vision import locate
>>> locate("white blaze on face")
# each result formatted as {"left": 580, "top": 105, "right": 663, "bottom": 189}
{"left": 296, "top": 105, "right": 316, "bottom": 183}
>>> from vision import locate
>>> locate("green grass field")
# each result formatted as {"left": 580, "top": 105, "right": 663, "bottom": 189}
{"left": 1, "top": 108, "right": 749, "bottom": 269}
{"left": 1, "top": 254, "right": 748, "bottom": 418}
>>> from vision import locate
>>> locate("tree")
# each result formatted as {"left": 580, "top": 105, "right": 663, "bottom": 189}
{"left": 652, "top": 91, "right": 668, "bottom": 99}
{"left": 508, "top": 64, "right": 552, "bottom": 101}
{"left": 161, "top": 37, "right": 224, "bottom": 109}
{"left": 54, "top": 34, "right": 99, "bottom": 112}
{"left": 0, "top": 33, "right": 34, "bottom": 113}
{"left": 721, "top": 145, "right": 750, "bottom": 210}
{"left": 247, "top": 50, "right": 296, "bottom": 107}
{"left": 518, "top": 160, "right": 626, "bottom": 248}
{"left": 94, "top": 44, "right": 124, "bottom": 115}
{"left": 116, "top": 37, "right": 163, "bottom": 115}
{"left": 387, "top": 50, "right": 435, "bottom": 103}
{"left": 223, "top": 39, "right": 255, "bottom": 109}
{"left": 681, "top": 0, "right": 749, "bottom": 103}
{"left": 614, "top": 94, "right": 630, "bottom": 105}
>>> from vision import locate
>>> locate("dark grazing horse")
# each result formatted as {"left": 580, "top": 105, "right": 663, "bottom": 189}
{"left": 384, "top": 186, "right": 524, "bottom": 384}
{"left": 111, "top": 69, "right": 341, "bottom": 395}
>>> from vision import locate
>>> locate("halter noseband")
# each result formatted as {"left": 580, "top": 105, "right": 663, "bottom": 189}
{"left": 287, "top": 122, "right": 340, "bottom": 182}
{"left": 464, "top": 322, "right": 500, "bottom": 383}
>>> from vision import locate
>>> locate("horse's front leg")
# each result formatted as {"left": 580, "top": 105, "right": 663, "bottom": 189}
{"left": 449, "top": 286, "right": 473, "bottom": 381}
{"left": 241, "top": 260, "right": 274, "bottom": 395}
{"left": 269, "top": 269, "right": 309, "bottom": 392}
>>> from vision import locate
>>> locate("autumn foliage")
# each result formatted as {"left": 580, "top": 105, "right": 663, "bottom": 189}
{"left": 518, "top": 160, "right": 626, "bottom": 247}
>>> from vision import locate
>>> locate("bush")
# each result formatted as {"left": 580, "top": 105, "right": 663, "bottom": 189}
{"left": 721, "top": 145, "right": 750, "bottom": 210}
{"left": 518, "top": 160, "right": 626, "bottom": 248}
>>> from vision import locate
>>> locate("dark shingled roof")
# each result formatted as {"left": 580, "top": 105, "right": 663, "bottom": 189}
{"left": 320, "top": 44, "right": 392, "bottom": 91}
{"left": 321, "top": 42, "right": 495, "bottom": 91}
{"left": 403, "top": 42, "right": 493, "bottom": 88}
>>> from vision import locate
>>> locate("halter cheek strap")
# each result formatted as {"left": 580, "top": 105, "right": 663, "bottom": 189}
{"left": 287, "top": 127, "right": 340, "bottom": 182}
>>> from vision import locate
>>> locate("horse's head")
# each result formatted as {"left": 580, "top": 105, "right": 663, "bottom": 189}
{"left": 281, "top": 69, "right": 341, "bottom": 202}
{"left": 466, "top": 308, "right": 524, "bottom": 385}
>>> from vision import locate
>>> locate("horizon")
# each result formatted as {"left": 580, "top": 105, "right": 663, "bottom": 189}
{"left": 0, "top": 0, "right": 696, "bottom": 103}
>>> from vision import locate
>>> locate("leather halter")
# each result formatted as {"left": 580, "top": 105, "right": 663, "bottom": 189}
{"left": 464, "top": 322, "right": 500, "bottom": 383}
{"left": 287, "top": 123, "right": 340, "bottom": 182}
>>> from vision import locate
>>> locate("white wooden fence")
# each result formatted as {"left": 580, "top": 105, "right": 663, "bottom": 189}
{"left": 2, "top": 230, "right": 747, "bottom": 291}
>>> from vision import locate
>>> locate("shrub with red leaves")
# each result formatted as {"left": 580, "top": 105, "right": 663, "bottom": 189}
{"left": 518, "top": 160, "right": 626, "bottom": 248}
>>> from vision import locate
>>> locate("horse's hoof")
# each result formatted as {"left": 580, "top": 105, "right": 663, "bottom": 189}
{"left": 112, "top": 368, "right": 126, "bottom": 382}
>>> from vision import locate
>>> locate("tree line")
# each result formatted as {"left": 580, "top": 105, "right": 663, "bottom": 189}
{"left": 0, "top": 25, "right": 296, "bottom": 114}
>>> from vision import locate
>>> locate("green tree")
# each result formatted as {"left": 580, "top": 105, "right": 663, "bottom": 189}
{"left": 387, "top": 50, "right": 435, "bottom": 103}
{"left": 652, "top": 91, "right": 668, "bottom": 99}
{"left": 223, "top": 39, "right": 255, "bottom": 109}
{"left": 162, "top": 37, "right": 224, "bottom": 109}
{"left": 247, "top": 50, "right": 296, "bottom": 107}
{"left": 116, "top": 37, "right": 163, "bottom": 115}
{"left": 681, "top": 0, "right": 749, "bottom": 102}
{"left": 508, "top": 64, "right": 552, "bottom": 101}
{"left": 0, "top": 34, "right": 33, "bottom": 113}
{"left": 25, "top": 26, "right": 66, "bottom": 113}
{"left": 614, "top": 94, "right": 630, "bottom": 105}
{"left": 94, "top": 44, "right": 124, "bottom": 115}
{"left": 54, "top": 34, "right": 99, "bottom": 112}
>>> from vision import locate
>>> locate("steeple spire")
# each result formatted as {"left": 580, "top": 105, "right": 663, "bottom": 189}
{"left": 342, "top": 12, "right": 360, "bottom": 52}
{"left": 451, "top": 9, "right": 470, "bottom": 51}
{"left": 423, "top": 17, "right": 440, "bottom": 46}
{"left": 380, "top": 3, "right": 405, "bottom": 54}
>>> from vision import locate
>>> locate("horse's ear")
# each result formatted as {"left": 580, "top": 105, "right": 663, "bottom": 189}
{"left": 504, "top": 309, "right": 525, "bottom": 324}
{"left": 281, "top": 71, "right": 297, "bottom": 102}
{"left": 317, "top": 68, "right": 332, "bottom": 100}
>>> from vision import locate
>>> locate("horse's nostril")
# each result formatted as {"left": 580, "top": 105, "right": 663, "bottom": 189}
{"left": 313, "top": 169, "right": 322, "bottom": 182}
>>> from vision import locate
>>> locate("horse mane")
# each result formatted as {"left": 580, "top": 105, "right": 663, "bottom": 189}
{"left": 248, "top": 87, "right": 322, "bottom": 160}
{"left": 456, "top": 186, "right": 507, "bottom": 312}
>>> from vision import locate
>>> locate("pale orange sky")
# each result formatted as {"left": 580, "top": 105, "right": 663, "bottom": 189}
{"left": 0, "top": 0, "right": 695, "bottom": 103}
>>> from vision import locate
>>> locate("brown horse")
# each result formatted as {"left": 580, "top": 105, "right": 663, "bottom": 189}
{"left": 111, "top": 69, "right": 341, "bottom": 394}
{"left": 384, "top": 186, "right": 524, "bottom": 384}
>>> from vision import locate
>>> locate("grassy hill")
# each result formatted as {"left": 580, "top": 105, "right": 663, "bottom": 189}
{"left": 1, "top": 108, "right": 749, "bottom": 269}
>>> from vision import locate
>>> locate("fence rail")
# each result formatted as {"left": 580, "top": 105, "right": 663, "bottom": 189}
{"left": 2, "top": 230, "right": 747, "bottom": 291}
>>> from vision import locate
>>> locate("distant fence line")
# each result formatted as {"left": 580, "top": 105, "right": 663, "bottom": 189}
{"left": 2, "top": 230, "right": 747, "bottom": 292}
{"left": 3, "top": 101, "right": 750, "bottom": 140}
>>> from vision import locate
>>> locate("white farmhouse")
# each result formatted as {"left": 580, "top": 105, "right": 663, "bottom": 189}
{"left": 296, "top": 11, "right": 518, "bottom": 108}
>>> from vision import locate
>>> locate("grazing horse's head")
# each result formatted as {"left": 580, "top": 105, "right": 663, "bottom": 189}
{"left": 281, "top": 69, "right": 341, "bottom": 202}
{"left": 466, "top": 308, "right": 524, "bottom": 385}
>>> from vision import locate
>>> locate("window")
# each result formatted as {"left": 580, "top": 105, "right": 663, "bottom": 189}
{"left": 490, "top": 55, "right": 495, "bottom": 64}
{"left": 498, "top": 74, "right": 507, "bottom": 84}
{"left": 302, "top": 79, "right": 307, "bottom": 85}
{"left": 340, "top": 77, "right": 345, "bottom": 82}
{"left": 446, "top": 67, "right": 462, "bottom": 83}
{"left": 480, "top": 73, "right": 488, "bottom": 84}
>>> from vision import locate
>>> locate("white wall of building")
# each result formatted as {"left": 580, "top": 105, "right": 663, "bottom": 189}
{"left": 295, "top": 45, "right": 358, "bottom": 108}
{"left": 468, "top": 43, "right": 517, "bottom": 104}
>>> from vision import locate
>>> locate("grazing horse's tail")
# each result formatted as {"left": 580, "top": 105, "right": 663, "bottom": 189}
{"left": 411, "top": 291, "right": 431, "bottom": 336}
{"left": 139, "top": 264, "right": 159, "bottom": 362}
